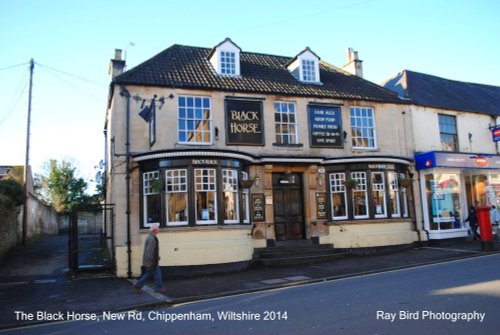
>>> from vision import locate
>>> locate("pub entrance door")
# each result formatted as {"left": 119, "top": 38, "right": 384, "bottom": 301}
{"left": 272, "top": 173, "right": 305, "bottom": 241}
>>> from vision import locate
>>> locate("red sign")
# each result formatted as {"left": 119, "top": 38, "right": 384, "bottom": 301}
{"left": 474, "top": 156, "right": 489, "bottom": 168}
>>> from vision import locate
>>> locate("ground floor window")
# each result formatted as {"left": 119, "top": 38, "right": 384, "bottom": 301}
{"left": 424, "top": 172, "right": 462, "bottom": 230}
{"left": 195, "top": 168, "right": 217, "bottom": 224}
{"left": 327, "top": 163, "right": 410, "bottom": 221}
{"left": 141, "top": 159, "right": 248, "bottom": 228}
{"left": 143, "top": 171, "right": 161, "bottom": 227}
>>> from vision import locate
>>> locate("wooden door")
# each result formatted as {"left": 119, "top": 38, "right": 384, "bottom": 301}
{"left": 273, "top": 173, "right": 304, "bottom": 241}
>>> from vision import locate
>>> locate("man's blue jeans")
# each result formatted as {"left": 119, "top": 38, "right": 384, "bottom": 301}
{"left": 135, "top": 266, "right": 163, "bottom": 290}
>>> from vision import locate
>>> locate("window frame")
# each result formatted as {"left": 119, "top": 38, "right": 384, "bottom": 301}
{"left": 165, "top": 169, "right": 189, "bottom": 226}
{"left": 389, "top": 172, "right": 401, "bottom": 218}
{"left": 350, "top": 106, "right": 377, "bottom": 149}
{"left": 194, "top": 168, "right": 218, "bottom": 225}
{"left": 329, "top": 172, "right": 348, "bottom": 220}
{"left": 301, "top": 59, "right": 317, "bottom": 82}
{"left": 142, "top": 171, "right": 161, "bottom": 228}
{"left": 438, "top": 114, "right": 458, "bottom": 152}
{"left": 372, "top": 171, "right": 387, "bottom": 218}
{"left": 220, "top": 51, "right": 236, "bottom": 76}
{"left": 222, "top": 169, "right": 239, "bottom": 224}
{"left": 178, "top": 96, "right": 213, "bottom": 145}
{"left": 351, "top": 171, "right": 369, "bottom": 219}
{"left": 274, "top": 101, "right": 298, "bottom": 145}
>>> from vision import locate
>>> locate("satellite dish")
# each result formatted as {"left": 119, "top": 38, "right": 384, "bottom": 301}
{"left": 99, "top": 160, "right": 104, "bottom": 169}
{"left": 95, "top": 171, "right": 102, "bottom": 182}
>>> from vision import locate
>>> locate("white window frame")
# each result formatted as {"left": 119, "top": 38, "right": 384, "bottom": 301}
{"left": 351, "top": 171, "right": 369, "bottom": 219}
{"left": 241, "top": 172, "right": 250, "bottom": 224}
{"left": 274, "top": 101, "right": 298, "bottom": 145}
{"left": 372, "top": 172, "right": 387, "bottom": 218}
{"left": 223, "top": 169, "right": 239, "bottom": 224}
{"left": 329, "top": 173, "right": 348, "bottom": 220}
{"left": 194, "top": 168, "right": 217, "bottom": 225}
{"left": 389, "top": 172, "right": 401, "bottom": 218}
{"left": 401, "top": 174, "right": 409, "bottom": 217}
{"left": 165, "top": 169, "right": 189, "bottom": 226}
{"left": 220, "top": 51, "right": 236, "bottom": 76}
{"left": 301, "top": 59, "right": 317, "bottom": 82}
{"left": 178, "top": 96, "right": 212, "bottom": 145}
{"left": 143, "top": 171, "right": 160, "bottom": 228}
{"left": 350, "top": 107, "right": 377, "bottom": 149}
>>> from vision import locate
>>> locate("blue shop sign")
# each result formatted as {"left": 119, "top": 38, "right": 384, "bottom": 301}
{"left": 415, "top": 151, "right": 500, "bottom": 170}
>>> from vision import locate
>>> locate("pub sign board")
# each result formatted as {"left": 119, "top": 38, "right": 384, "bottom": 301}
{"left": 308, "top": 105, "right": 343, "bottom": 148}
{"left": 225, "top": 99, "right": 264, "bottom": 145}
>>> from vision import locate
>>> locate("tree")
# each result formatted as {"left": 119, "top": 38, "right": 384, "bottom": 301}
{"left": 36, "top": 159, "right": 89, "bottom": 213}
{"left": 0, "top": 178, "right": 25, "bottom": 211}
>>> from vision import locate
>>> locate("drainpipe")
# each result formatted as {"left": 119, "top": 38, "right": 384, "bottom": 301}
{"left": 119, "top": 87, "right": 132, "bottom": 279}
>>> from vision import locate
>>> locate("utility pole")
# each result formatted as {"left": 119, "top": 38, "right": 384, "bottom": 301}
{"left": 22, "top": 58, "right": 34, "bottom": 245}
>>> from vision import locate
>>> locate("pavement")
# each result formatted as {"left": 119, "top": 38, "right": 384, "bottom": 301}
{"left": 0, "top": 234, "right": 499, "bottom": 330}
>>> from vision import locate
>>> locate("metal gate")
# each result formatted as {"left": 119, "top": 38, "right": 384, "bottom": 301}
{"left": 69, "top": 204, "right": 114, "bottom": 276}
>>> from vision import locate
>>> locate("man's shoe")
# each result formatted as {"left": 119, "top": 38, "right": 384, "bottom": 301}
{"left": 133, "top": 284, "right": 141, "bottom": 294}
{"left": 155, "top": 288, "right": 167, "bottom": 294}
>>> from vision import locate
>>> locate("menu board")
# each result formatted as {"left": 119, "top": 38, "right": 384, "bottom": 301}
{"left": 316, "top": 192, "right": 327, "bottom": 219}
{"left": 308, "top": 106, "right": 343, "bottom": 148}
{"left": 251, "top": 193, "right": 265, "bottom": 222}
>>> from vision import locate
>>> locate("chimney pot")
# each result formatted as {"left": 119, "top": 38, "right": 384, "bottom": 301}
{"left": 114, "top": 49, "right": 123, "bottom": 61}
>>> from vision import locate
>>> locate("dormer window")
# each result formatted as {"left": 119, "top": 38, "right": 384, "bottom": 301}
{"left": 220, "top": 51, "right": 236, "bottom": 75}
{"left": 302, "top": 59, "right": 317, "bottom": 82}
{"left": 287, "top": 47, "right": 321, "bottom": 84}
{"left": 209, "top": 38, "right": 241, "bottom": 77}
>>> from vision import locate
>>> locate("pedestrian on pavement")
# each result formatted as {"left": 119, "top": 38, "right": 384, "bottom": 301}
{"left": 491, "top": 205, "right": 500, "bottom": 240}
{"left": 133, "top": 223, "right": 166, "bottom": 294}
{"left": 465, "top": 206, "right": 480, "bottom": 241}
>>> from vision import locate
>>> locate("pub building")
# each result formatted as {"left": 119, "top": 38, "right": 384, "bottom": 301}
{"left": 105, "top": 39, "right": 418, "bottom": 278}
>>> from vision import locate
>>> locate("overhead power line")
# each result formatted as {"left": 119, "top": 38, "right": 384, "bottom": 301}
{"left": 0, "top": 62, "right": 29, "bottom": 72}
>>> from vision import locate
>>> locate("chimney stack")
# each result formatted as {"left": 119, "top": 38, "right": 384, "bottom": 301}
{"left": 109, "top": 48, "right": 126, "bottom": 79}
{"left": 342, "top": 48, "right": 363, "bottom": 78}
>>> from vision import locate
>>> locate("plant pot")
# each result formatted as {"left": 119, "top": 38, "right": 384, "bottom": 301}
{"left": 240, "top": 179, "right": 254, "bottom": 188}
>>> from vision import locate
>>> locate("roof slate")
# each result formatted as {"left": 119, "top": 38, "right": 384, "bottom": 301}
{"left": 382, "top": 70, "right": 500, "bottom": 115}
{"left": 113, "top": 44, "right": 403, "bottom": 104}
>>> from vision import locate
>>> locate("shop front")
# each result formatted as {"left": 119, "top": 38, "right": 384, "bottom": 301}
{"left": 415, "top": 151, "right": 500, "bottom": 240}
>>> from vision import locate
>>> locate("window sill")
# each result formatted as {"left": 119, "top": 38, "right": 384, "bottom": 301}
{"left": 327, "top": 218, "right": 412, "bottom": 225}
{"left": 139, "top": 224, "right": 253, "bottom": 233}
{"left": 352, "top": 147, "right": 379, "bottom": 152}
{"left": 272, "top": 143, "right": 303, "bottom": 148}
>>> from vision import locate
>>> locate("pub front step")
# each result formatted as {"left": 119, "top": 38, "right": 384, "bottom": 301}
{"left": 253, "top": 243, "right": 349, "bottom": 266}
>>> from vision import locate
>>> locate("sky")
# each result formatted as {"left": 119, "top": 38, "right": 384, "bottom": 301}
{"left": 1, "top": 0, "right": 499, "bottom": 193}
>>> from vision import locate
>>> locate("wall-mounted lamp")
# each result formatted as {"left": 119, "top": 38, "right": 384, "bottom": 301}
{"left": 215, "top": 127, "right": 219, "bottom": 141}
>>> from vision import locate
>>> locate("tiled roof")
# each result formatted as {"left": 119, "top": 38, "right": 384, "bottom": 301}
{"left": 113, "top": 44, "right": 403, "bottom": 103}
{"left": 382, "top": 70, "right": 500, "bottom": 115}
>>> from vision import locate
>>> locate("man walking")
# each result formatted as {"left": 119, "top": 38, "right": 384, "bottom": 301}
{"left": 133, "top": 223, "right": 166, "bottom": 293}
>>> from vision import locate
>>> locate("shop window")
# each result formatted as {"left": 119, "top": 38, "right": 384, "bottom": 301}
{"left": 351, "top": 172, "right": 369, "bottom": 219}
{"left": 329, "top": 173, "right": 348, "bottom": 220}
{"left": 350, "top": 107, "right": 376, "bottom": 149}
{"left": 143, "top": 171, "right": 161, "bottom": 227}
{"left": 389, "top": 173, "right": 401, "bottom": 218}
{"left": 438, "top": 114, "right": 458, "bottom": 152}
{"left": 372, "top": 172, "right": 387, "bottom": 218}
{"left": 274, "top": 102, "right": 298, "bottom": 145}
{"left": 178, "top": 96, "right": 212, "bottom": 144}
{"left": 425, "top": 173, "right": 462, "bottom": 230}
{"left": 195, "top": 168, "right": 217, "bottom": 224}
{"left": 165, "top": 169, "right": 188, "bottom": 226}
{"left": 223, "top": 169, "right": 239, "bottom": 224}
